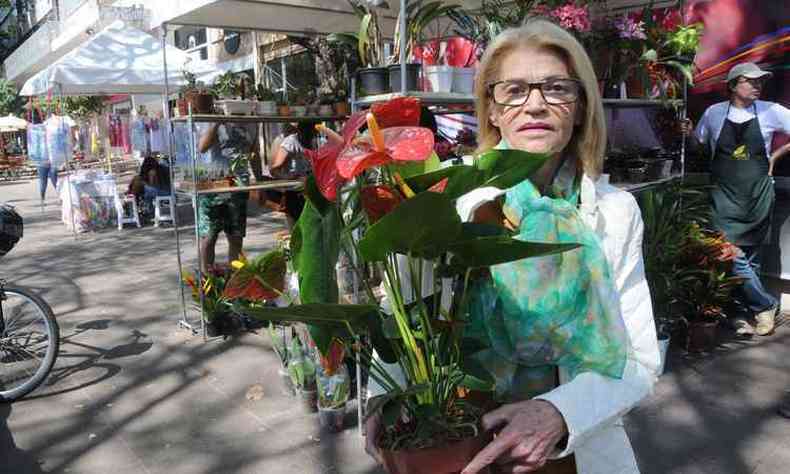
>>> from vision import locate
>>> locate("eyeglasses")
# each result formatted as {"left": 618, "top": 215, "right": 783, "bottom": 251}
{"left": 487, "top": 78, "right": 583, "bottom": 106}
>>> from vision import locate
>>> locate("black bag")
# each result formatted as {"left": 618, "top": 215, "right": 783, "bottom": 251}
{"left": 0, "top": 204, "right": 23, "bottom": 258}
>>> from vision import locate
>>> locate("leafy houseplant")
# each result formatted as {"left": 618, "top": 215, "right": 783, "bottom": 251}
{"left": 672, "top": 223, "right": 743, "bottom": 352}
{"left": 183, "top": 267, "right": 232, "bottom": 337}
{"left": 330, "top": 0, "right": 389, "bottom": 95}
{"left": 288, "top": 337, "right": 318, "bottom": 412}
{"left": 224, "top": 97, "right": 576, "bottom": 471}
{"left": 179, "top": 70, "right": 214, "bottom": 115}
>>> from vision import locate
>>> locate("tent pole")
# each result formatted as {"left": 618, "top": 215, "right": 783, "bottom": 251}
{"left": 161, "top": 24, "right": 191, "bottom": 331}
{"left": 399, "top": 0, "right": 407, "bottom": 93}
{"left": 58, "top": 83, "right": 78, "bottom": 241}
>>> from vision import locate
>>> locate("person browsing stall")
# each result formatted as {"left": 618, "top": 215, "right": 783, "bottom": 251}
{"left": 197, "top": 122, "right": 258, "bottom": 272}
{"left": 682, "top": 62, "right": 789, "bottom": 336}
{"left": 269, "top": 122, "right": 313, "bottom": 228}
{"left": 365, "top": 20, "right": 659, "bottom": 474}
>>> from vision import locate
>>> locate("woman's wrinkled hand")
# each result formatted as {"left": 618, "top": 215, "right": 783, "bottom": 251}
{"left": 364, "top": 411, "right": 384, "bottom": 465}
{"left": 462, "top": 400, "right": 568, "bottom": 474}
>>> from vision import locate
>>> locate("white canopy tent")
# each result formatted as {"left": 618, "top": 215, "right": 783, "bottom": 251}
{"left": 0, "top": 115, "right": 28, "bottom": 132}
{"left": 20, "top": 21, "right": 218, "bottom": 97}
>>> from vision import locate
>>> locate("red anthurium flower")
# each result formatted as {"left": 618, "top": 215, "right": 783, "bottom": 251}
{"left": 319, "top": 339, "right": 346, "bottom": 376}
{"left": 360, "top": 185, "right": 403, "bottom": 224}
{"left": 371, "top": 96, "right": 422, "bottom": 128}
{"left": 336, "top": 113, "right": 435, "bottom": 180}
{"left": 305, "top": 112, "right": 367, "bottom": 202}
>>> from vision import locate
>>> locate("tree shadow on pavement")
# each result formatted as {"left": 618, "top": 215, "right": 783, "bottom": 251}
{"left": 0, "top": 403, "right": 46, "bottom": 474}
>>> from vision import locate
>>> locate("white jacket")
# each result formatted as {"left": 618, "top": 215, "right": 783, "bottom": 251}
{"left": 372, "top": 174, "right": 661, "bottom": 474}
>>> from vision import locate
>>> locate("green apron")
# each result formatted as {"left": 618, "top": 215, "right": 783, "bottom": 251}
{"left": 710, "top": 103, "right": 775, "bottom": 246}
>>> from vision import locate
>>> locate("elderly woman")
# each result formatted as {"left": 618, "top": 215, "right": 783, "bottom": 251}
{"left": 366, "top": 20, "right": 660, "bottom": 474}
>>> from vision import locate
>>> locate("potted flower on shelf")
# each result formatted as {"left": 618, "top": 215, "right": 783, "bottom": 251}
{"left": 318, "top": 94, "right": 335, "bottom": 117}
{"left": 255, "top": 84, "right": 277, "bottom": 115}
{"left": 639, "top": 18, "right": 703, "bottom": 102}
{"left": 224, "top": 97, "right": 577, "bottom": 473}
{"left": 178, "top": 70, "right": 214, "bottom": 115}
{"left": 290, "top": 87, "right": 312, "bottom": 117}
{"left": 334, "top": 89, "right": 350, "bottom": 116}
{"left": 275, "top": 91, "right": 290, "bottom": 116}
{"left": 213, "top": 72, "right": 256, "bottom": 115}
{"left": 673, "top": 223, "right": 744, "bottom": 353}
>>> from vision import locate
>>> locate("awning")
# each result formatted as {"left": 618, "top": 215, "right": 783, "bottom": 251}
{"left": 20, "top": 21, "right": 219, "bottom": 96}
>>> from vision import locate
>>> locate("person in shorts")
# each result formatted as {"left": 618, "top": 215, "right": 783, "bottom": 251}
{"left": 197, "top": 122, "right": 258, "bottom": 272}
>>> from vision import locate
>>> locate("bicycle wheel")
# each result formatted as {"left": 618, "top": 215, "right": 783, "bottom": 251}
{"left": 0, "top": 286, "right": 59, "bottom": 402}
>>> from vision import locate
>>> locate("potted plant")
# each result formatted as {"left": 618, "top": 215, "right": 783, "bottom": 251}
{"left": 214, "top": 72, "right": 256, "bottom": 115}
{"left": 255, "top": 84, "right": 277, "bottom": 115}
{"left": 288, "top": 337, "right": 318, "bottom": 412}
{"left": 225, "top": 97, "right": 576, "bottom": 473}
{"left": 290, "top": 87, "right": 311, "bottom": 117}
{"left": 275, "top": 91, "right": 290, "bottom": 116}
{"left": 318, "top": 94, "right": 335, "bottom": 117}
{"left": 316, "top": 341, "right": 350, "bottom": 432}
{"left": 182, "top": 266, "right": 232, "bottom": 337}
{"left": 673, "top": 223, "right": 744, "bottom": 353}
{"left": 638, "top": 14, "right": 703, "bottom": 101}
{"left": 421, "top": 40, "right": 454, "bottom": 93}
{"left": 268, "top": 324, "right": 296, "bottom": 395}
{"left": 334, "top": 90, "right": 350, "bottom": 116}
{"left": 179, "top": 70, "right": 214, "bottom": 115}
{"left": 330, "top": 0, "right": 389, "bottom": 95}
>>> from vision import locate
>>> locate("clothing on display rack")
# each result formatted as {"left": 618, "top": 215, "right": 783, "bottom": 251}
{"left": 27, "top": 123, "right": 47, "bottom": 164}
{"left": 130, "top": 116, "right": 150, "bottom": 155}
{"left": 44, "top": 115, "right": 76, "bottom": 167}
{"left": 149, "top": 118, "right": 166, "bottom": 153}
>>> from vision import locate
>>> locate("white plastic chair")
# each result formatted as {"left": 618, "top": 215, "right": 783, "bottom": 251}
{"left": 116, "top": 195, "right": 141, "bottom": 230}
{"left": 154, "top": 195, "right": 174, "bottom": 227}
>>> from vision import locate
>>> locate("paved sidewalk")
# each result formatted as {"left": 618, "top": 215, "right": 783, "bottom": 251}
{"left": 1, "top": 178, "right": 789, "bottom": 473}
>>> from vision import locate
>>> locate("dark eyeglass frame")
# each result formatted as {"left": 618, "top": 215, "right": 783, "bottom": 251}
{"left": 487, "top": 78, "right": 584, "bottom": 106}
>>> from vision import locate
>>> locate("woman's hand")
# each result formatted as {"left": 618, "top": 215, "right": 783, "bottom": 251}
{"left": 364, "top": 411, "right": 384, "bottom": 465}
{"left": 462, "top": 399, "right": 568, "bottom": 474}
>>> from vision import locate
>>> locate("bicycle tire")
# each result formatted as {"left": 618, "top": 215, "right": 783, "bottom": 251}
{"left": 0, "top": 286, "right": 59, "bottom": 402}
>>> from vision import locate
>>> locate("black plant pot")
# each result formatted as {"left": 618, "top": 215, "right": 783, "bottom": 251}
{"left": 358, "top": 67, "right": 390, "bottom": 96}
{"left": 603, "top": 80, "right": 623, "bottom": 99}
{"left": 388, "top": 63, "right": 421, "bottom": 92}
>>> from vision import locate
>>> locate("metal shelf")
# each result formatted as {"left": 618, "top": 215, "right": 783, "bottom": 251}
{"left": 602, "top": 99, "right": 683, "bottom": 108}
{"left": 171, "top": 114, "right": 348, "bottom": 123}
{"left": 353, "top": 91, "right": 475, "bottom": 107}
{"left": 613, "top": 173, "right": 682, "bottom": 193}
{"left": 175, "top": 180, "right": 304, "bottom": 196}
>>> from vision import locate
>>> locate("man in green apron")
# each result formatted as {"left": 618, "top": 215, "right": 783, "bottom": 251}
{"left": 684, "top": 62, "right": 790, "bottom": 336}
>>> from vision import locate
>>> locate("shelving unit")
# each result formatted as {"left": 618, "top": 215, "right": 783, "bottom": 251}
{"left": 170, "top": 110, "right": 345, "bottom": 336}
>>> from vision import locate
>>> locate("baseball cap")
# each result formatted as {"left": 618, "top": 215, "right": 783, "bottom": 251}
{"left": 725, "top": 62, "right": 773, "bottom": 82}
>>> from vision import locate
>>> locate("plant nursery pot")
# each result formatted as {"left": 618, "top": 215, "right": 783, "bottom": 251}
{"left": 645, "top": 159, "right": 672, "bottom": 181}
{"left": 278, "top": 105, "right": 290, "bottom": 116}
{"left": 602, "top": 80, "right": 625, "bottom": 99}
{"left": 627, "top": 165, "right": 648, "bottom": 183}
{"left": 300, "top": 388, "right": 318, "bottom": 413}
{"left": 625, "top": 73, "right": 646, "bottom": 99}
{"left": 318, "top": 104, "right": 334, "bottom": 116}
{"left": 278, "top": 367, "right": 295, "bottom": 396}
{"left": 257, "top": 100, "right": 276, "bottom": 115}
{"left": 291, "top": 105, "right": 307, "bottom": 117}
{"left": 217, "top": 99, "right": 255, "bottom": 116}
{"left": 184, "top": 91, "right": 215, "bottom": 114}
{"left": 381, "top": 433, "right": 490, "bottom": 474}
{"left": 658, "top": 335, "right": 670, "bottom": 375}
{"left": 334, "top": 101, "right": 350, "bottom": 116}
{"left": 425, "top": 65, "right": 454, "bottom": 93}
{"left": 318, "top": 405, "right": 346, "bottom": 433}
{"left": 686, "top": 320, "right": 719, "bottom": 353}
{"left": 176, "top": 99, "right": 189, "bottom": 117}
{"left": 388, "top": 63, "right": 422, "bottom": 92}
{"left": 452, "top": 67, "right": 476, "bottom": 94}
{"left": 358, "top": 67, "right": 390, "bottom": 96}
{"left": 205, "top": 320, "right": 222, "bottom": 338}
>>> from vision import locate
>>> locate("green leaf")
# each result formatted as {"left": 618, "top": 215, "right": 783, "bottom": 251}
{"left": 405, "top": 149, "right": 550, "bottom": 200}
{"left": 641, "top": 49, "right": 658, "bottom": 62}
{"left": 243, "top": 303, "right": 378, "bottom": 327}
{"left": 449, "top": 236, "right": 580, "bottom": 268}
{"left": 460, "top": 356, "right": 496, "bottom": 391}
{"left": 359, "top": 192, "right": 462, "bottom": 261}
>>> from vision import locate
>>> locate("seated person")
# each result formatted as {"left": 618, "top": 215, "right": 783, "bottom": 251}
{"left": 127, "top": 154, "right": 172, "bottom": 219}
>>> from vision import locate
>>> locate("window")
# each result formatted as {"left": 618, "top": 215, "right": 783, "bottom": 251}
{"left": 174, "top": 26, "right": 208, "bottom": 61}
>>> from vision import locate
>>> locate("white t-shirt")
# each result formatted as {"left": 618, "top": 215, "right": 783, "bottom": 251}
{"left": 694, "top": 100, "right": 790, "bottom": 157}
{"left": 44, "top": 115, "right": 76, "bottom": 166}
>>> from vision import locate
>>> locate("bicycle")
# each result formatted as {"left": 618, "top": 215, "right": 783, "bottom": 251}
{"left": 0, "top": 203, "right": 60, "bottom": 402}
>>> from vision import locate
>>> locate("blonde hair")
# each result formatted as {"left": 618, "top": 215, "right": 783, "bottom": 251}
{"left": 474, "top": 19, "right": 606, "bottom": 177}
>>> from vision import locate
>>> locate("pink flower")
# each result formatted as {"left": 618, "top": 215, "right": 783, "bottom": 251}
{"left": 614, "top": 15, "right": 647, "bottom": 40}
{"left": 550, "top": 4, "right": 591, "bottom": 33}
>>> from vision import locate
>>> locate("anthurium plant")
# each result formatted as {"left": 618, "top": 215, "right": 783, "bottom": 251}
{"left": 183, "top": 266, "right": 231, "bottom": 322}
{"left": 224, "top": 97, "right": 577, "bottom": 452}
